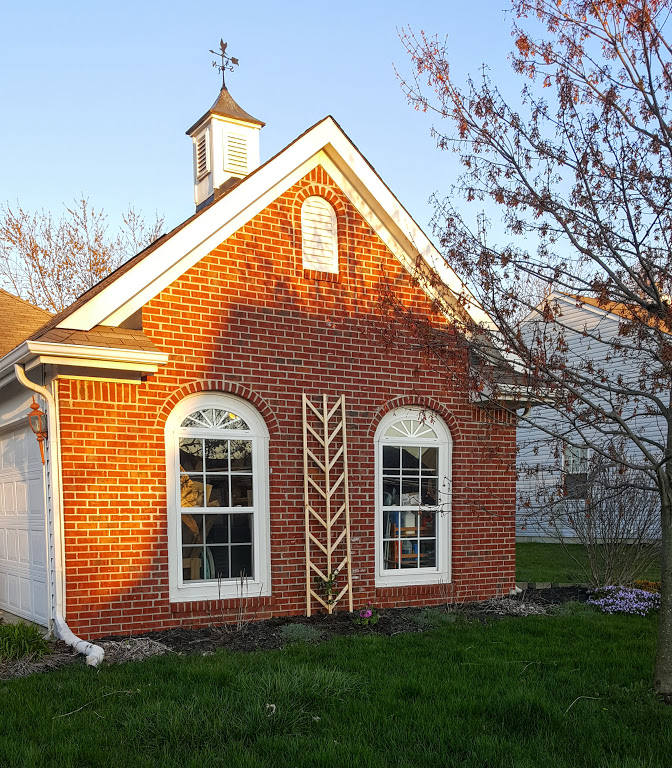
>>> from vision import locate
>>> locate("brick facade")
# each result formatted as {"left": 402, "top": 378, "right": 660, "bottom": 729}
{"left": 56, "top": 167, "right": 516, "bottom": 638}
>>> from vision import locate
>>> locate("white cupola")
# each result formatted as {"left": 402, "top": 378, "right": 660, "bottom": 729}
{"left": 186, "top": 86, "right": 264, "bottom": 211}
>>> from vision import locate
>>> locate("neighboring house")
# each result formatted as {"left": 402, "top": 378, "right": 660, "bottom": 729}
{"left": 516, "top": 293, "right": 663, "bottom": 541}
{"left": 0, "top": 85, "right": 517, "bottom": 643}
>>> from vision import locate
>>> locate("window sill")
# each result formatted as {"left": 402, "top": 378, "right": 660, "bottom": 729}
{"left": 375, "top": 570, "right": 450, "bottom": 588}
{"left": 170, "top": 579, "right": 270, "bottom": 603}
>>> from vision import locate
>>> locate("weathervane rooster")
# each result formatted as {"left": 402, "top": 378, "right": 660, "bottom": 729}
{"left": 209, "top": 39, "right": 239, "bottom": 89}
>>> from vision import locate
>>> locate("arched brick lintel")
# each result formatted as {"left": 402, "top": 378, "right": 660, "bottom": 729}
{"left": 367, "top": 396, "right": 463, "bottom": 443}
{"left": 154, "top": 379, "right": 281, "bottom": 437}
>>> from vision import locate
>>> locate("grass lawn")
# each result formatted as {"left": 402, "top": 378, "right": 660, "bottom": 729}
{"left": 516, "top": 542, "right": 661, "bottom": 584}
{"left": 2, "top": 605, "right": 671, "bottom": 767}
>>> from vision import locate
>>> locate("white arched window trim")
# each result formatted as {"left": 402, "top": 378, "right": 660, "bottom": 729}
{"left": 374, "top": 407, "right": 452, "bottom": 587}
{"left": 301, "top": 196, "right": 338, "bottom": 273}
{"left": 165, "top": 393, "right": 271, "bottom": 602}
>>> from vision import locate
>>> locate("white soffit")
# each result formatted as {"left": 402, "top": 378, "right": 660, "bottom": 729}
{"left": 58, "top": 117, "right": 489, "bottom": 331}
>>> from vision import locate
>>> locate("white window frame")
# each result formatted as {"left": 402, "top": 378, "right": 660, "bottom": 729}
{"left": 301, "top": 196, "right": 339, "bottom": 273}
{"left": 374, "top": 407, "right": 452, "bottom": 587}
{"left": 165, "top": 393, "right": 271, "bottom": 602}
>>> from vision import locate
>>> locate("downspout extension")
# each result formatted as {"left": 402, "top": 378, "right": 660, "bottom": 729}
{"left": 14, "top": 364, "right": 104, "bottom": 667}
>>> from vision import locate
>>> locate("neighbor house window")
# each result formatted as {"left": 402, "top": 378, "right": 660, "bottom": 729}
{"left": 375, "top": 408, "right": 452, "bottom": 586}
{"left": 301, "top": 196, "right": 338, "bottom": 273}
{"left": 563, "top": 444, "right": 589, "bottom": 500}
{"left": 165, "top": 394, "right": 270, "bottom": 602}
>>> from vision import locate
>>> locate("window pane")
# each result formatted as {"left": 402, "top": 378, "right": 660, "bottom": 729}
{"left": 207, "top": 475, "right": 229, "bottom": 507}
{"left": 205, "top": 514, "right": 229, "bottom": 544}
{"left": 401, "top": 478, "right": 420, "bottom": 505}
{"left": 419, "top": 539, "right": 436, "bottom": 568}
{"left": 205, "top": 439, "right": 229, "bottom": 472}
{"left": 219, "top": 412, "right": 249, "bottom": 430}
{"left": 382, "top": 478, "right": 400, "bottom": 506}
{"left": 401, "top": 446, "right": 420, "bottom": 473}
{"left": 230, "top": 440, "right": 252, "bottom": 471}
{"left": 231, "top": 545, "right": 253, "bottom": 578}
{"left": 421, "top": 478, "right": 439, "bottom": 506}
{"left": 182, "top": 547, "right": 203, "bottom": 580}
{"left": 231, "top": 514, "right": 252, "bottom": 543}
{"left": 181, "top": 513, "right": 203, "bottom": 545}
{"left": 400, "top": 511, "right": 418, "bottom": 537}
{"left": 231, "top": 475, "right": 253, "bottom": 507}
{"left": 383, "top": 511, "right": 402, "bottom": 538}
{"left": 208, "top": 546, "right": 229, "bottom": 579}
{"left": 382, "top": 446, "right": 400, "bottom": 470}
{"left": 418, "top": 512, "right": 436, "bottom": 537}
{"left": 421, "top": 447, "right": 438, "bottom": 472}
{"left": 400, "top": 540, "right": 418, "bottom": 568}
{"left": 181, "top": 475, "right": 204, "bottom": 507}
{"left": 179, "top": 438, "right": 203, "bottom": 471}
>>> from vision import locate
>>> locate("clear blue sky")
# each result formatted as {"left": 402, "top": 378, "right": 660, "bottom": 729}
{"left": 1, "top": 1, "right": 517, "bottom": 237}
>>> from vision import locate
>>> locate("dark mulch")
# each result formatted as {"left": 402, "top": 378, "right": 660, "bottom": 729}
{"left": 0, "top": 587, "right": 590, "bottom": 679}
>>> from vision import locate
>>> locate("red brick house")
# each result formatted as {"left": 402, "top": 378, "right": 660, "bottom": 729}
{"left": 0, "top": 87, "right": 516, "bottom": 659}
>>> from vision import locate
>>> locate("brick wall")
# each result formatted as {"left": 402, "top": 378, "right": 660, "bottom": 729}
{"left": 57, "top": 166, "right": 516, "bottom": 637}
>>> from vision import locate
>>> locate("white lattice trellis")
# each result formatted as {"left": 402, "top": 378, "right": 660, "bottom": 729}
{"left": 302, "top": 393, "right": 353, "bottom": 615}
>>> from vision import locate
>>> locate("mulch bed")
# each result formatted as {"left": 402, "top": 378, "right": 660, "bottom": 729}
{"left": 0, "top": 587, "right": 589, "bottom": 680}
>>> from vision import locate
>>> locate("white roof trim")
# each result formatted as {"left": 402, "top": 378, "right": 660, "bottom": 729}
{"left": 57, "top": 117, "right": 490, "bottom": 332}
{"left": 0, "top": 340, "right": 169, "bottom": 384}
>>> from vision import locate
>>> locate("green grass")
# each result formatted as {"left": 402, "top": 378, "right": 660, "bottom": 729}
{"left": 1, "top": 608, "right": 671, "bottom": 767}
{"left": 0, "top": 622, "right": 50, "bottom": 661}
{"left": 516, "top": 542, "right": 661, "bottom": 584}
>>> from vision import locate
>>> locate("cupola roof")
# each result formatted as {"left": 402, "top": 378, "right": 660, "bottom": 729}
{"left": 186, "top": 86, "right": 265, "bottom": 136}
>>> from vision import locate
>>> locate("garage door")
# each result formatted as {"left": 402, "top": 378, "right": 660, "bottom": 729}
{"left": 0, "top": 425, "right": 48, "bottom": 625}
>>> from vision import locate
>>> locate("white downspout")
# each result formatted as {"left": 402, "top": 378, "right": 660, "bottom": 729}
{"left": 14, "top": 364, "right": 104, "bottom": 667}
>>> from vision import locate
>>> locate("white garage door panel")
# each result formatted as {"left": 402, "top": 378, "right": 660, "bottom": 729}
{"left": 0, "top": 426, "right": 47, "bottom": 625}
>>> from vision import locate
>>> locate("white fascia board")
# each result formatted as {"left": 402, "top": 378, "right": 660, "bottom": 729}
{"left": 0, "top": 341, "right": 168, "bottom": 384}
{"left": 58, "top": 117, "right": 490, "bottom": 331}
{"left": 25, "top": 341, "right": 169, "bottom": 366}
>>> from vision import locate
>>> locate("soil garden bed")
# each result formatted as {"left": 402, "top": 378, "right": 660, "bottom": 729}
{"left": 0, "top": 586, "right": 589, "bottom": 680}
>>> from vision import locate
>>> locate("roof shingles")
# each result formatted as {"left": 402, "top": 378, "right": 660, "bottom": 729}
{"left": 0, "top": 290, "right": 53, "bottom": 358}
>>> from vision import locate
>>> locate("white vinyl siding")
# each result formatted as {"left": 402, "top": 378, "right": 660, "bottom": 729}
{"left": 301, "top": 197, "right": 338, "bottom": 273}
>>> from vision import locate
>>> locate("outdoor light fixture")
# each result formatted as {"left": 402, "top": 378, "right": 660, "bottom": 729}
{"left": 28, "top": 397, "right": 47, "bottom": 465}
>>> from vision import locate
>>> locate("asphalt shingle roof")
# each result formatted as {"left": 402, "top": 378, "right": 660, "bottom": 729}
{"left": 0, "top": 289, "right": 53, "bottom": 358}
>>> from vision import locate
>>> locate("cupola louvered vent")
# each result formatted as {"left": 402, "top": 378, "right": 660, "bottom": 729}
{"left": 301, "top": 197, "right": 338, "bottom": 273}
{"left": 226, "top": 133, "right": 248, "bottom": 176}
{"left": 196, "top": 133, "right": 209, "bottom": 179}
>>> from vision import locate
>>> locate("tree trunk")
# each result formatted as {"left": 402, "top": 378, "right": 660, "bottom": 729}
{"left": 654, "top": 415, "right": 672, "bottom": 698}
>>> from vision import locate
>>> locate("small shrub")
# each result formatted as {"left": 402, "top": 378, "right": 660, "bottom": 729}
{"left": 279, "top": 623, "right": 322, "bottom": 644}
{"left": 634, "top": 580, "right": 661, "bottom": 593}
{"left": 588, "top": 586, "right": 661, "bottom": 616}
{"left": 0, "top": 622, "right": 50, "bottom": 661}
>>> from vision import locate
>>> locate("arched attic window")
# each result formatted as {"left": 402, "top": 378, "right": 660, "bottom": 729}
{"left": 301, "top": 196, "right": 338, "bottom": 273}
{"left": 165, "top": 393, "right": 271, "bottom": 602}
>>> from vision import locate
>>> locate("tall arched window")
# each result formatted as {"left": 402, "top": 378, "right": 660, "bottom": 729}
{"left": 165, "top": 394, "right": 270, "bottom": 602}
{"left": 375, "top": 407, "right": 452, "bottom": 586}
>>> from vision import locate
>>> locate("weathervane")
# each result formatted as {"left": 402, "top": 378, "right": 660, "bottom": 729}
{"left": 210, "top": 39, "right": 239, "bottom": 89}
